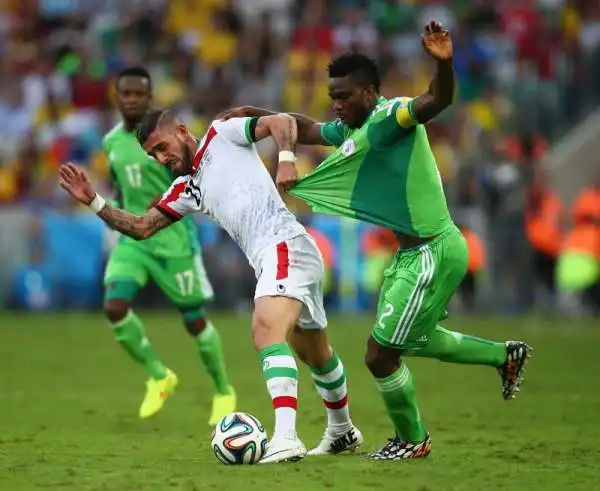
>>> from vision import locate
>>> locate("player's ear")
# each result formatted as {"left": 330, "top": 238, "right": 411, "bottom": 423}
{"left": 176, "top": 124, "right": 190, "bottom": 139}
{"left": 362, "top": 85, "right": 375, "bottom": 105}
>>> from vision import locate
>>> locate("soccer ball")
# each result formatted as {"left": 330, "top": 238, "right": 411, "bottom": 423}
{"left": 211, "top": 412, "right": 268, "bottom": 465}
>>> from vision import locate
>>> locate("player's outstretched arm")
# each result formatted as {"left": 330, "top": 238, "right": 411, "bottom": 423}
{"left": 252, "top": 114, "right": 300, "bottom": 192}
{"left": 253, "top": 114, "right": 298, "bottom": 149}
{"left": 406, "top": 21, "right": 455, "bottom": 125}
{"left": 96, "top": 206, "right": 172, "bottom": 240}
{"left": 219, "top": 106, "right": 325, "bottom": 145}
{"left": 58, "top": 163, "right": 173, "bottom": 241}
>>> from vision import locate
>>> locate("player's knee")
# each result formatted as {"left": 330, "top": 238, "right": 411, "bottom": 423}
{"left": 184, "top": 316, "right": 207, "bottom": 336}
{"left": 252, "top": 297, "right": 301, "bottom": 351}
{"left": 365, "top": 337, "right": 400, "bottom": 378}
{"left": 181, "top": 306, "right": 207, "bottom": 336}
{"left": 104, "top": 299, "right": 130, "bottom": 324}
{"left": 252, "top": 313, "right": 286, "bottom": 351}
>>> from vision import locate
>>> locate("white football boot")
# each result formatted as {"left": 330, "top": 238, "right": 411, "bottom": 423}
{"left": 259, "top": 436, "right": 307, "bottom": 464}
{"left": 308, "top": 425, "right": 364, "bottom": 456}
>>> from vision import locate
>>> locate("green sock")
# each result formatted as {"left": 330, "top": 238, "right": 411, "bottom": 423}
{"left": 376, "top": 364, "right": 427, "bottom": 443}
{"left": 111, "top": 311, "right": 167, "bottom": 380}
{"left": 195, "top": 321, "right": 231, "bottom": 395}
{"left": 410, "top": 325, "right": 506, "bottom": 367}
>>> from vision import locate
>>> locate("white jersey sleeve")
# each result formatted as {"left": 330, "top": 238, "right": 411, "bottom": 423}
{"left": 155, "top": 176, "right": 199, "bottom": 221}
{"left": 212, "top": 117, "right": 255, "bottom": 146}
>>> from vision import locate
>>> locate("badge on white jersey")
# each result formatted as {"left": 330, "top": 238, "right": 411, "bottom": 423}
{"left": 341, "top": 138, "right": 356, "bottom": 157}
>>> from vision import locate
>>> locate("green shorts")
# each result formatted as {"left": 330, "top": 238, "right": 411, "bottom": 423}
{"left": 104, "top": 242, "right": 214, "bottom": 308}
{"left": 371, "top": 225, "right": 468, "bottom": 350}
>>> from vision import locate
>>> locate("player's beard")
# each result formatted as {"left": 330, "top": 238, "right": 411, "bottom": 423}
{"left": 182, "top": 142, "right": 194, "bottom": 175}
{"left": 170, "top": 141, "right": 195, "bottom": 177}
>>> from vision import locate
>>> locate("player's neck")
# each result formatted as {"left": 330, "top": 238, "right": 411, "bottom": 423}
{"left": 122, "top": 118, "right": 142, "bottom": 133}
{"left": 359, "top": 97, "right": 380, "bottom": 127}
{"left": 366, "top": 97, "right": 380, "bottom": 115}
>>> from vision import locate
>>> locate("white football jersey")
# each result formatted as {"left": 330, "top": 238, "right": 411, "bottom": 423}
{"left": 156, "top": 117, "right": 306, "bottom": 271}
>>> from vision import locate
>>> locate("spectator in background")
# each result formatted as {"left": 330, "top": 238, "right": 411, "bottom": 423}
{"left": 333, "top": 6, "right": 378, "bottom": 55}
{"left": 0, "top": 0, "right": 598, "bottom": 314}
{"left": 557, "top": 180, "right": 600, "bottom": 315}
{"left": 0, "top": 82, "right": 34, "bottom": 158}
{"left": 525, "top": 170, "right": 565, "bottom": 309}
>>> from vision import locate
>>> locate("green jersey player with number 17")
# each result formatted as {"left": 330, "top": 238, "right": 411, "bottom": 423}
{"left": 223, "top": 21, "right": 532, "bottom": 460}
{"left": 102, "top": 67, "right": 235, "bottom": 422}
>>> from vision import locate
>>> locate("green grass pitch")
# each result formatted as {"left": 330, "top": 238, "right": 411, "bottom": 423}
{"left": 1, "top": 312, "right": 599, "bottom": 490}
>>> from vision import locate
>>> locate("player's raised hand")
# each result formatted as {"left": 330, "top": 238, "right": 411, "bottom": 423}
{"left": 421, "top": 21, "right": 452, "bottom": 61}
{"left": 58, "top": 163, "right": 96, "bottom": 205}
{"left": 276, "top": 161, "right": 298, "bottom": 193}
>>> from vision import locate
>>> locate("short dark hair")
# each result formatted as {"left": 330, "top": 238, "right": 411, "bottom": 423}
{"left": 136, "top": 109, "right": 168, "bottom": 145}
{"left": 116, "top": 66, "right": 152, "bottom": 89}
{"left": 327, "top": 53, "right": 380, "bottom": 92}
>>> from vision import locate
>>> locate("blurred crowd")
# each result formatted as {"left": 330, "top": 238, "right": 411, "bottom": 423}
{"left": 0, "top": 0, "right": 598, "bottom": 315}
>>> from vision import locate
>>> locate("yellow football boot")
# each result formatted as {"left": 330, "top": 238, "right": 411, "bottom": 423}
{"left": 139, "top": 369, "right": 179, "bottom": 419}
{"left": 208, "top": 386, "right": 237, "bottom": 426}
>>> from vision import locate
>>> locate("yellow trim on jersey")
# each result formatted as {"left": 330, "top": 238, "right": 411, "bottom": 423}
{"left": 395, "top": 97, "right": 418, "bottom": 129}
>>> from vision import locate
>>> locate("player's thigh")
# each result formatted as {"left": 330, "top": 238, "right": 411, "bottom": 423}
{"left": 255, "top": 234, "right": 327, "bottom": 332}
{"left": 103, "top": 244, "right": 148, "bottom": 302}
{"left": 371, "top": 251, "right": 440, "bottom": 350}
{"left": 148, "top": 252, "right": 213, "bottom": 309}
{"left": 253, "top": 295, "right": 303, "bottom": 342}
{"left": 429, "top": 227, "right": 470, "bottom": 324}
{"left": 372, "top": 229, "right": 469, "bottom": 350}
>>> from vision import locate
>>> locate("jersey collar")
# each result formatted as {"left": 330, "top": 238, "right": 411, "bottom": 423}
{"left": 360, "top": 96, "right": 389, "bottom": 126}
{"left": 192, "top": 126, "right": 217, "bottom": 173}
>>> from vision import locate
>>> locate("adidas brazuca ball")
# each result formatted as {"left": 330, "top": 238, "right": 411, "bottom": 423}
{"left": 211, "top": 412, "right": 268, "bottom": 465}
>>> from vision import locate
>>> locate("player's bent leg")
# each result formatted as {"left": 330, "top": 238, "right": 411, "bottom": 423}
{"left": 180, "top": 306, "right": 236, "bottom": 425}
{"left": 291, "top": 328, "right": 363, "bottom": 456}
{"left": 253, "top": 295, "right": 307, "bottom": 464}
{"left": 364, "top": 337, "right": 431, "bottom": 461}
{"left": 408, "top": 325, "right": 533, "bottom": 400}
{"left": 104, "top": 286, "right": 177, "bottom": 419}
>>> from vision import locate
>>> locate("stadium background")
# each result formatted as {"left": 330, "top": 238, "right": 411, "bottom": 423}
{"left": 0, "top": 0, "right": 598, "bottom": 316}
{"left": 1, "top": 1, "right": 600, "bottom": 490}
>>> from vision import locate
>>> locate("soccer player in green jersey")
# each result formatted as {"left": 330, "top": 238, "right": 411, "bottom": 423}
{"left": 102, "top": 67, "right": 235, "bottom": 422}
{"left": 221, "top": 21, "right": 532, "bottom": 460}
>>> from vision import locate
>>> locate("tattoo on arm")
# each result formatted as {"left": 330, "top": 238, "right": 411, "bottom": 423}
{"left": 411, "top": 59, "right": 454, "bottom": 124}
{"left": 255, "top": 114, "right": 298, "bottom": 151}
{"left": 270, "top": 114, "right": 297, "bottom": 152}
{"left": 97, "top": 205, "right": 172, "bottom": 240}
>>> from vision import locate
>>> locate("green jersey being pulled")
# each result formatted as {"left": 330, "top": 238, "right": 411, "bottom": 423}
{"left": 104, "top": 123, "right": 199, "bottom": 258}
{"left": 289, "top": 96, "right": 453, "bottom": 237}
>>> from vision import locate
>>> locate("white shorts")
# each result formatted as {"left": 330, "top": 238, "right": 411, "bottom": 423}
{"left": 254, "top": 234, "right": 327, "bottom": 330}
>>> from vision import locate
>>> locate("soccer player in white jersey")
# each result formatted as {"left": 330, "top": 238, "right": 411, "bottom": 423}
{"left": 58, "top": 109, "right": 363, "bottom": 464}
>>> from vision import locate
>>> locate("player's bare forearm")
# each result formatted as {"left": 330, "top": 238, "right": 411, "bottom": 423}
{"left": 412, "top": 59, "right": 454, "bottom": 124}
{"left": 97, "top": 205, "right": 172, "bottom": 240}
{"left": 255, "top": 114, "right": 297, "bottom": 151}
{"left": 270, "top": 115, "right": 297, "bottom": 152}
{"left": 221, "top": 105, "right": 323, "bottom": 146}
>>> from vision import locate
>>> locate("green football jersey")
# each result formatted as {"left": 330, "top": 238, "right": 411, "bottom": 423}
{"left": 103, "top": 123, "right": 200, "bottom": 258}
{"left": 289, "top": 96, "right": 454, "bottom": 237}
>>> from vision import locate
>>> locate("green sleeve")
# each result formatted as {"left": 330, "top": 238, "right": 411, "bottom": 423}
{"left": 371, "top": 98, "right": 416, "bottom": 147}
{"left": 319, "top": 119, "right": 347, "bottom": 147}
